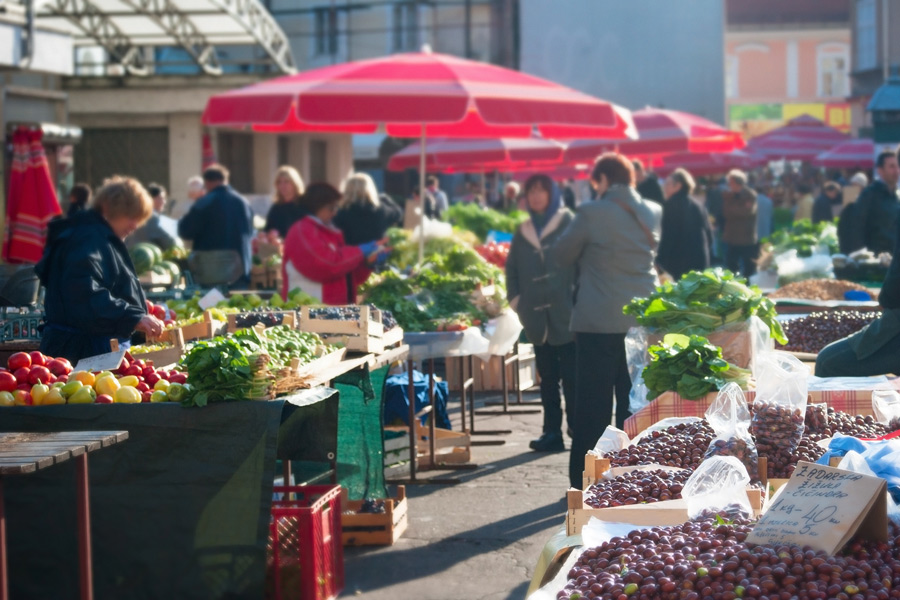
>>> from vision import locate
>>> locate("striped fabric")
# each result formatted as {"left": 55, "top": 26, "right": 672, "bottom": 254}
{"left": 625, "top": 387, "right": 892, "bottom": 438}
{"left": 3, "top": 128, "right": 61, "bottom": 264}
{"left": 812, "top": 138, "right": 875, "bottom": 169}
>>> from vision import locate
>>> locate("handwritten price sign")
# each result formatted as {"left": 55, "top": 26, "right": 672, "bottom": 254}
{"left": 747, "top": 461, "right": 887, "bottom": 555}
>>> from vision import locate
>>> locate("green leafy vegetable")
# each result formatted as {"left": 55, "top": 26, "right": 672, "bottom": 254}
{"left": 762, "top": 219, "right": 838, "bottom": 257}
{"left": 178, "top": 335, "right": 271, "bottom": 407}
{"left": 624, "top": 268, "right": 787, "bottom": 345}
{"left": 445, "top": 203, "right": 528, "bottom": 242}
{"left": 642, "top": 334, "right": 752, "bottom": 401}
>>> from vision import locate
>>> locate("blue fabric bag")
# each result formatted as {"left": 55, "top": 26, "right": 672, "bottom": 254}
{"left": 383, "top": 370, "right": 452, "bottom": 429}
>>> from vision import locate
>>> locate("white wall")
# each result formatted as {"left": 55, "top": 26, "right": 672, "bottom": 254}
{"left": 519, "top": 0, "right": 726, "bottom": 123}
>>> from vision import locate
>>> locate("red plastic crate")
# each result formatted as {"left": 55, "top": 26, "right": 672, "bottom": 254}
{"left": 267, "top": 485, "right": 344, "bottom": 600}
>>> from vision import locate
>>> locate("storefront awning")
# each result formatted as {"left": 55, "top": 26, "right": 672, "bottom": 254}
{"left": 34, "top": 0, "right": 296, "bottom": 76}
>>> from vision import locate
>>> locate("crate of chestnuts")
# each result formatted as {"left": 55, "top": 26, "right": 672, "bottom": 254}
{"left": 702, "top": 383, "right": 760, "bottom": 482}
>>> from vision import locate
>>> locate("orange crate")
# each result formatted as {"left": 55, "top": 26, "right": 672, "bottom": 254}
{"left": 267, "top": 485, "right": 344, "bottom": 600}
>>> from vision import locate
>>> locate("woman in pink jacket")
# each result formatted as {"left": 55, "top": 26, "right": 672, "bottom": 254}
{"left": 282, "top": 183, "right": 387, "bottom": 305}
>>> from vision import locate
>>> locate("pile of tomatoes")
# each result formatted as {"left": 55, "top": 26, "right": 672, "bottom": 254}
{"left": 0, "top": 350, "right": 188, "bottom": 406}
{"left": 475, "top": 242, "right": 510, "bottom": 268}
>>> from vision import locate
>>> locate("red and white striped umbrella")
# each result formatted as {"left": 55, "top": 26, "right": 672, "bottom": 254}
{"left": 812, "top": 138, "right": 875, "bottom": 169}
{"left": 387, "top": 136, "right": 566, "bottom": 172}
{"left": 654, "top": 150, "right": 763, "bottom": 177}
{"left": 746, "top": 114, "right": 849, "bottom": 161}
{"left": 564, "top": 107, "right": 744, "bottom": 164}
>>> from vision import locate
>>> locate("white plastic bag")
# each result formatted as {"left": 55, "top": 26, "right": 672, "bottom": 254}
{"left": 590, "top": 426, "right": 630, "bottom": 457}
{"left": 872, "top": 390, "right": 900, "bottom": 426}
{"left": 774, "top": 249, "right": 834, "bottom": 286}
{"left": 703, "top": 383, "right": 759, "bottom": 481}
{"left": 478, "top": 310, "right": 523, "bottom": 360}
{"left": 682, "top": 455, "right": 752, "bottom": 521}
{"left": 838, "top": 451, "right": 900, "bottom": 526}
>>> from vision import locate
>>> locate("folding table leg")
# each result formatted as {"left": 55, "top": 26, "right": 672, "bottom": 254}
{"left": 467, "top": 356, "right": 512, "bottom": 442}
{"left": 407, "top": 358, "right": 418, "bottom": 482}
{"left": 75, "top": 454, "right": 93, "bottom": 600}
{"left": 0, "top": 478, "right": 7, "bottom": 600}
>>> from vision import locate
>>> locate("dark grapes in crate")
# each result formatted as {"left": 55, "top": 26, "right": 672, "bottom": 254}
{"left": 583, "top": 469, "right": 690, "bottom": 509}
{"left": 309, "top": 306, "right": 361, "bottom": 321}
{"left": 235, "top": 308, "right": 284, "bottom": 328}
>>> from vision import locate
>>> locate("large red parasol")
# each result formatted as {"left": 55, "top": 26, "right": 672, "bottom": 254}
{"left": 746, "top": 114, "right": 849, "bottom": 161}
{"left": 811, "top": 138, "right": 875, "bottom": 169}
{"left": 564, "top": 107, "right": 745, "bottom": 165}
{"left": 4, "top": 128, "right": 61, "bottom": 263}
{"left": 653, "top": 150, "right": 763, "bottom": 177}
{"left": 203, "top": 49, "right": 634, "bottom": 261}
{"left": 387, "top": 136, "right": 566, "bottom": 172}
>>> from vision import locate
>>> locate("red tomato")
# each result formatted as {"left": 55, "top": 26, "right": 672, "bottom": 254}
{"left": 136, "top": 382, "right": 150, "bottom": 393}
{"left": 29, "top": 351, "right": 46, "bottom": 367}
{"left": 47, "top": 358, "right": 71, "bottom": 376}
{"left": 13, "top": 367, "right": 30, "bottom": 385}
{"left": 95, "top": 394, "right": 114, "bottom": 404}
{"left": 151, "top": 304, "right": 166, "bottom": 320}
{"left": 0, "top": 371, "right": 17, "bottom": 392}
{"left": 28, "top": 366, "right": 51, "bottom": 386}
{"left": 8, "top": 352, "right": 30, "bottom": 371}
{"left": 145, "top": 372, "right": 161, "bottom": 386}
{"left": 141, "top": 391, "right": 153, "bottom": 403}
{"left": 125, "top": 364, "right": 142, "bottom": 377}
{"left": 171, "top": 373, "right": 187, "bottom": 384}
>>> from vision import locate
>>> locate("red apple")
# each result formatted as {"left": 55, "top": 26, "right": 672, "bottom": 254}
{"left": 27, "top": 366, "right": 51, "bottom": 386}
{"left": 29, "top": 352, "right": 46, "bottom": 367}
{"left": 7, "top": 352, "right": 30, "bottom": 371}
{"left": 95, "top": 394, "right": 114, "bottom": 404}
{"left": 145, "top": 372, "right": 161, "bottom": 386}
{"left": 0, "top": 371, "right": 17, "bottom": 392}
{"left": 13, "top": 367, "right": 30, "bottom": 385}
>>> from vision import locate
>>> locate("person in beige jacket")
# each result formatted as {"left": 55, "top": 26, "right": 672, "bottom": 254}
{"left": 550, "top": 153, "right": 662, "bottom": 489}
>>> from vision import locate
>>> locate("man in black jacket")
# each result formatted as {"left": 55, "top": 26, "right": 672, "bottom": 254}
{"left": 178, "top": 164, "right": 254, "bottom": 284}
{"left": 633, "top": 159, "right": 664, "bottom": 204}
{"left": 851, "top": 151, "right": 900, "bottom": 253}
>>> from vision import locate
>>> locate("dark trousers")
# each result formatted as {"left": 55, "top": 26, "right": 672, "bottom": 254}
{"left": 726, "top": 243, "right": 758, "bottom": 277}
{"left": 815, "top": 331, "right": 900, "bottom": 377}
{"left": 533, "top": 342, "right": 576, "bottom": 435}
{"left": 569, "top": 332, "right": 632, "bottom": 489}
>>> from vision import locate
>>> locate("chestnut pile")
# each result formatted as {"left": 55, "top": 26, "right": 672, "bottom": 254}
{"left": 778, "top": 310, "right": 880, "bottom": 355}
{"left": 703, "top": 438, "right": 758, "bottom": 482}
{"left": 751, "top": 402, "right": 805, "bottom": 479}
{"left": 559, "top": 518, "right": 900, "bottom": 600}
{"left": 584, "top": 469, "right": 691, "bottom": 509}
{"left": 605, "top": 422, "right": 714, "bottom": 469}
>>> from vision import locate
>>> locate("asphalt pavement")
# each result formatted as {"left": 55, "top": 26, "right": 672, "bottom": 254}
{"left": 343, "top": 389, "right": 570, "bottom": 600}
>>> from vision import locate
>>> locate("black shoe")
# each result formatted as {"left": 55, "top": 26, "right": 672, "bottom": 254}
{"left": 529, "top": 432, "right": 564, "bottom": 452}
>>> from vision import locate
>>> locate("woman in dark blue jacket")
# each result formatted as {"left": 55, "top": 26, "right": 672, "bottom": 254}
{"left": 35, "top": 176, "right": 166, "bottom": 362}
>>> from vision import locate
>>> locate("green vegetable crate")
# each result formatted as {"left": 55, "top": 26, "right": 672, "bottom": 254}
{"left": 300, "top": 305, "right": 402, "bottom": 354}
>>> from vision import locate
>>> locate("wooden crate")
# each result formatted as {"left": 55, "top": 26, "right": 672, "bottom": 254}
{"left": 384, "top": 424, "right": 471, "bottom": 469}
{"left": 226, "top": 310, "right": 297, "bottom": 333}
{"left": 648, "top": 326, "right": 756, "bottom": 370}
{"left": 340, "top": 486, "right": 408, "bottom": 546}
{"left": 301, "top": 305, "right": 388, "bottom": 353}
{"left": 161, "top": 310, "right": 224, "bottom": 344}
{"left": 129, "top": 329, "right": 185, "bottom": 368}
{"left": 383, "top": 431, "right": 411, "bottom": 479}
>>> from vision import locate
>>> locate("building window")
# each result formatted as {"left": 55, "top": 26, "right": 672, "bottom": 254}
{"left": 818, "top": 45, "right": 850, "bottom": 97}
{"left": 393, "top": 2, "right": 419, "bottom": 52}
{"left": 314, "top": 7, "right": 338, "bottom": 56}
{"left": 856, "top": 0, "right": 877, "bottom": 70}
{"left": 726, "top": 55, "right": 739, "bottom": 99}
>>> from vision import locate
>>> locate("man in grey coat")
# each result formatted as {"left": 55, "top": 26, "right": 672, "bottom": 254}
{"left": 551, "top": 153, "right": 662, "bottom": 490}
{"left": 506, "top": 174, "right": 576, "bottom": 452}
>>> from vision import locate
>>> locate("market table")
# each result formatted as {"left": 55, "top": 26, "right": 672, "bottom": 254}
{"left": 0, "top": 389, "right": 338, "bottom": 600}
{"left": 0, "top": 431, "right": 128, "bottom": 600}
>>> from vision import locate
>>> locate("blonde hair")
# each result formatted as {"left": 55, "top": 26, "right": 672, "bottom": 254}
{"left": 342, "top": 173, "right": 380, "bottom": 208}
{"left": 273, "top": 166, "right": 305, "bottom": 203}
{"left": 92, "top": 176, "right": 153, "bottom": 223}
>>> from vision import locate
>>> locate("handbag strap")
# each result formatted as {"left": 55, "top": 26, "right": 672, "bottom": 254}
{"left": 609, "top": 196, "right": 657, "bottom": 250}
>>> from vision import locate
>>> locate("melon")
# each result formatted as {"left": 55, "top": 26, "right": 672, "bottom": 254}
{"left": 130, "top": 245, "right": 156, "bottom": 274}
{"left": 158, "top": 260, "right": 181, "bottom": 280}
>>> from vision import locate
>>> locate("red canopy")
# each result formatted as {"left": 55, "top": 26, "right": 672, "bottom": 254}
{"left": 387, "top": 136, "right": 566, "bottom": 172}
{"left": 654, "top": 150, "right": 763, "bottom": 177}
{"left": 812, "top": 138, "right": 875, "bottom": 169}
{"left": 564, "top": 107, "right": 744, "bottom": 164}
{"left": 4, "top": 128, "right": 61, "bottom": 263}
{"left": 202, "top": 50, "right": 634, "bottom": 139}
{"left": 746, "top": 114, "right": 849, "bottom": 161}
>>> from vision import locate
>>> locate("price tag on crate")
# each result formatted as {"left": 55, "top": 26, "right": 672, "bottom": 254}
{"left": 198, "top": 288, "right": 226, "bottom": 310}
{"left": 746, "top": 461, "right": 887, "bottom": 554}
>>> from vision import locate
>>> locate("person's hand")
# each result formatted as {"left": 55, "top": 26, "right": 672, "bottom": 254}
{"left": 136, "top": 314, "right": 165, "bottom": 339}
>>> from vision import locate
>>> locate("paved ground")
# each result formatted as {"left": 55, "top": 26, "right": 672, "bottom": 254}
{"left": 343, "top": 390, "right": 570, "bottom": 600}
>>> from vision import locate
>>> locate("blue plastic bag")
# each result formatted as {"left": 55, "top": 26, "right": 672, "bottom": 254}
{"left": 383, "top": 370, "right": 452, "bottom": 429}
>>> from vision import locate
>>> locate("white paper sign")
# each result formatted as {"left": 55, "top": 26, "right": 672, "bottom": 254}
{"left": 74, "top": 349, "right": 127, "bottom": 373}
{"left": 198, "top": 288, "right": 226, "bottom": 310}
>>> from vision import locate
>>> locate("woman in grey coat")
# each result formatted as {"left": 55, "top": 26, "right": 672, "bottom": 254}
{"left": 551, "top": 153, "right": 662, "bottom": 489}
{"left": 506, "top": 174, "right": 577, "bottom": 452}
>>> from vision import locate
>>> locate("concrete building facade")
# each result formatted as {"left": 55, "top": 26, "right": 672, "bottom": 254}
{"left": 848, "top": 0, "right": 900, "bottom": 136}
{"left": 724, "top": 0, "right": 852, "bottom": 137}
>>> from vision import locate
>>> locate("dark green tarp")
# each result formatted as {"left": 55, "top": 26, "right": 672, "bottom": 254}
{"left": 0, "top": 388, "right": 338, "bottom": 600}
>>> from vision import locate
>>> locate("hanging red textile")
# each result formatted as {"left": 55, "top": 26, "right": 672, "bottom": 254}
{"left": 4, "top": 128, "right": 61, "bottom": 263}
{"left": 201, "top": 133, "right": 217, "bottom": 168}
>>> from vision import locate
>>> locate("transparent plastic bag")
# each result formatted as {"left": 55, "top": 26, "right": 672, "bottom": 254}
{"left": 625, "top": 326, "right": 651, "bottom": 414}
{"left": 629, "top": 417, "right": 704, "bottom": 446}
{"left": 774, "top": 249, "right": 834, "bottom": 286}
{"left": 751, "top": 351, "right": 809, "bottom": 476}
{"left": 838, "top": 451, "right": 900, "bottom": 526}
{"left": 703, "top": 383, "right": 759, "bottom": 481}
{"left": 872, "top": 390, "right": 900, "bottom": 430}
{"left": 682, "top": 455, "right": 752, "bottom": 521}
